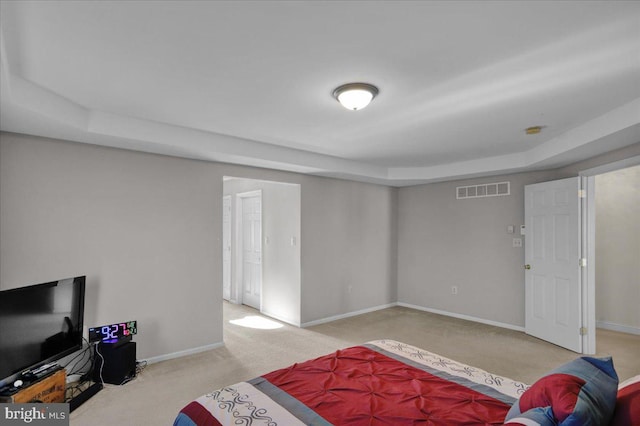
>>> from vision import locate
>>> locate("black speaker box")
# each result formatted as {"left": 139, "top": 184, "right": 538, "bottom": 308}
{"left": 93, "top": 341, "right": 136, "bottom": 385}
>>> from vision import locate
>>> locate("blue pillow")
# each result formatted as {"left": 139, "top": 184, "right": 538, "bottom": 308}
{"left": 504, "top": 357, "right": 618, "bottom": 426}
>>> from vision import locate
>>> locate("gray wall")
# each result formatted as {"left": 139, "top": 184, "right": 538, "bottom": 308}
{"left": 2, "top": 130, "right": 638, "bottom": 360}
{"left": 396, "top": 142, "right": 640, "bottom": 328}
{"left": 595, "top": 165, "right": 640, "bottom": 331}
{"left": 223, "top": 178, "right": 301, "bottom": 326}
{"left": 397, "top": 171, "right": 558, "bottom": 327}
{"left": 0, "top": 132, "right": 222, "bottom": 359}
{"left": 299, "top": 178, "right": 398, "bottom": 324}
{"left": 1, "top": 131, "right": 398, "bottom": 359}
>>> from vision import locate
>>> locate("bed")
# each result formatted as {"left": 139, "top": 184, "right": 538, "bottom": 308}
{"left": 174, "top": 339, "right": 637, "bottom": 425}
{"left": 173, "top": 339, "right": 528, "bottom": 425}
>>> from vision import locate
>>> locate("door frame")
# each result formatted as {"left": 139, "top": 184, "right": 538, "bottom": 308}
{"left": 235, "top": 190, "right": 263, "bottom": 310}
{"left": 580, "top": 154, "right": 640, "bottom": 354}
{"left": 222, "top": 195, "right": 233, "bottom": 302}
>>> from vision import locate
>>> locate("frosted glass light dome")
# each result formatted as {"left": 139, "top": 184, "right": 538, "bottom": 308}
{"left": 333, "top": 83, "right": 379, "bottom": 110}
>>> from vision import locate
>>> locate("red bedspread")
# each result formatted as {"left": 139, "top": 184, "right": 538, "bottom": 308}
{"left": 174, "top": 340, "right": 528, "bottom": 425}
{"left": 262, "top": 346, "right": 510, "bottom": 425}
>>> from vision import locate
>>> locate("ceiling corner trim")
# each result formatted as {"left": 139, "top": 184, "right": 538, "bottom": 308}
{"left": 527, "top": 97, "right": 640, "bottom": 165}
{"left": 6, "top": 72, "right": 90, "bottom": 130}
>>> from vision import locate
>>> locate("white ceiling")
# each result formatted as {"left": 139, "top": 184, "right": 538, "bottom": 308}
{"left": 1, "top": 1, "right": 639, "bottom": 186}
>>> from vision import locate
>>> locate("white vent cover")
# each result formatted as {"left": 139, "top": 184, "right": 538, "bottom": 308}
{"left": 456, "top": 181, "right": 510, "bottom": 199}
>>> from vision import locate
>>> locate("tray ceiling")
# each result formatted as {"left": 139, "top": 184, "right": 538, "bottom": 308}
{"left": 1, "top": 1, "right": 639, "bottom": 185}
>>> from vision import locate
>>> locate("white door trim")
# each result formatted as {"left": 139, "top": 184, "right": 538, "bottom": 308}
{"left": 579, "top": 154, "right": 640, "bottom": 354}
{"left": 581, "top": 175, "right": 596, "bottom": 354}
{"left": 235, "top": 190, "right": 263, "bottom": 310}
{"left": 222, "top": 195, "right": 232, "bottom": 302}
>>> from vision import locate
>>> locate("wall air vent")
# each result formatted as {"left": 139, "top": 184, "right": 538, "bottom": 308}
{"left": 456, "top": 181, "right": 510, "bottom": 199}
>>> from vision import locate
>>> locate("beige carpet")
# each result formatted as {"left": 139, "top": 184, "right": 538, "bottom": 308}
{"left": 70, "top": 302, "right": 640, "bottom": 425}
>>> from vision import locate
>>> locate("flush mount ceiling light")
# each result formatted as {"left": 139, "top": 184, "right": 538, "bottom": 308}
{"left": 333, "top": 83, "right": 379, "bottom": 111}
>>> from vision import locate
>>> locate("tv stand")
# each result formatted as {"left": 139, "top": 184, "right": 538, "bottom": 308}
{"left": 0, "top": 369, "right": 66, "bottom": 403}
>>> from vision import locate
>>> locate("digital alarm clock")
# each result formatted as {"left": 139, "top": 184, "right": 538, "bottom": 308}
{"left": 89, "top": 320, "right": 137, "bottom": 343}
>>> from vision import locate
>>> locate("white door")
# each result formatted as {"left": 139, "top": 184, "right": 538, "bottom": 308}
{"left": 524, "top": 177, "right": 582, "bottom": 352}
{"left": 241, "top": 195, "right": 262, "bottom": 309}
{"left": 222, "top": 195, "right": 232, "bottom": 301}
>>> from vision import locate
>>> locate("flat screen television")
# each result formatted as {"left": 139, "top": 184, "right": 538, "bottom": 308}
{"left": 0, "top": 276, "right": 85, "bottom": 383}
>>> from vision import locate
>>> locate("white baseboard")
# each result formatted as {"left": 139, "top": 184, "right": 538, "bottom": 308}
{"left": 596, "top": 321, "right": 640, "bottom": 336}
{"left": 260, "top": 309, "right": 301, "bottom": 327}
{"left": 301, "top": 303, "right": 397, "bottom": 328}
{"left": 397, "top": 302, "right": 525, "bottom": 332}
{"left": 142, "top": 304, "right": 525, "bottom": 363}
{"left": 141, "top": 341, "right": 225, "bottom": 365}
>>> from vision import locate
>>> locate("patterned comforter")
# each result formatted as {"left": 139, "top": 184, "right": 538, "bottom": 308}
{"left": 174, "top": 339, "right": 529, "bottom": 425}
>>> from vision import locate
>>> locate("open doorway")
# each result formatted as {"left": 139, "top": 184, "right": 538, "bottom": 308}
{"left": 593, "top": 165, "right": 640, "bottom": 335}
{"left": 582, "top": 156, "right": 640, "bottom": 354}
{"left": 222, "top": 176, "right": 302, "bottom": 328}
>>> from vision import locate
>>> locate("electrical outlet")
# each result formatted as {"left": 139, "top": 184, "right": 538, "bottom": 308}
{"left": 513, "top": 238, "right": 522, "bottom": 247}
{"left": 451, "top": 286, "right": 458, "bottom": 295}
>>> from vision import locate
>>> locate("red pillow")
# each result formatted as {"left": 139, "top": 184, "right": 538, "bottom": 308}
{"left": 504, "top": 357, "right": 618, "bottom": 426}
{"left": 519, "top": 373, "right": 587, "bottom": 422}
{"left": 610, "top": 375, "right": 640, "bottom": 426}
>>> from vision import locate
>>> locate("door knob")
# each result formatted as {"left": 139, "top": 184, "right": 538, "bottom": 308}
{"left": 524, "top": 264, "right": 531, "bottom": 270}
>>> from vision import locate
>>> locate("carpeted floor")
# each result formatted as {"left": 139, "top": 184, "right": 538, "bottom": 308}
{"left": 70, "top": 302, "right": 640, "bottom": 425}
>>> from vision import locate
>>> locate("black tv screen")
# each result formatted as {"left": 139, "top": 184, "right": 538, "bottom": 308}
{"left": 0, "top": 276, "right": 85, "bottom": 382}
